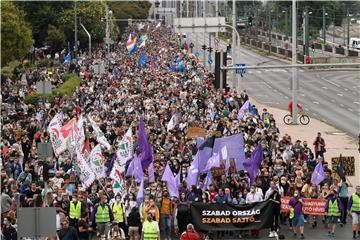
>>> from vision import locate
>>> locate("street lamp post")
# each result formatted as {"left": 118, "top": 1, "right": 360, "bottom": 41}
{"left": 291, "top": 0, "right": 298, "bottom": 125}
{"left": 74, "top": 0, "right": 78, "bottom": 64}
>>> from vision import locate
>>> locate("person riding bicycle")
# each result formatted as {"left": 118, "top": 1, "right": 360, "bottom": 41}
{"left": 288, "top": 100, "right": 303, "bottom": 115}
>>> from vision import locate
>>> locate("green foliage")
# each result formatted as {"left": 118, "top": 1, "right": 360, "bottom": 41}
{"left": 1, "top": 60, "right": 21, "bottom": 79}
{"left": 45, "top": 25, "right": 66, "bottom": 54}
{"left": 24, "top": 73, "right": 80, "bottom": 105}
{"left": 16, "top": 1, "right": 151, "bottom": 54}
{"left": 1, "top": 2, "right": 32, "bottom": 66}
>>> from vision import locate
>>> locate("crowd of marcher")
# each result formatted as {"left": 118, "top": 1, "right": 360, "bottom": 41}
{"left": 1, "top": 21, "right": 360, "bottom": 240}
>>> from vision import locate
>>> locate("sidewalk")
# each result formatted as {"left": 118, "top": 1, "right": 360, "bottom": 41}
{"left": 251, "top": 98, "right": 360, "bottom": 187}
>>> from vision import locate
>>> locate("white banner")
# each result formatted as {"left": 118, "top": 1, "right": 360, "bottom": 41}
{"left": 116, "top": 127, "right": 133, "bottom": 164}
{"left": 89, "top": 144, "right": 105, "bottom": 179}
{"left": 75, "top": 148, "right": 96, "bottom": 188}
{"left": 48, "top": 113, "right": 67, "bottom": 155}
{"left": 87, "top": 115, "right": 111, "bottom": 150}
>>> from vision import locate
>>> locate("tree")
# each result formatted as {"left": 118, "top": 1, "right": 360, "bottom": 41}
{"left": 45, "top": 25, "right": 66, "bottom": 54}
{"left": 1, "top": 2, "right": 33, "bottom": 65}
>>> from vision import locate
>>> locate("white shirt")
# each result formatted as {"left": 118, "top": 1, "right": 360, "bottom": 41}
{"left": 107, "top": 228, "right": 125, "bottom": 239}
{"left": 246, "top": 192, "right": 263, "bottom": 203}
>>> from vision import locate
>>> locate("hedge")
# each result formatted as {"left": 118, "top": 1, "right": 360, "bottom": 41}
{"left": 24, "top": 73, "right": 81, "bottom": 105}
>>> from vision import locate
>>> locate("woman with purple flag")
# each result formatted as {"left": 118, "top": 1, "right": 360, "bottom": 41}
{"left": 289, "top": 190, "right": 305, "bottom": 239}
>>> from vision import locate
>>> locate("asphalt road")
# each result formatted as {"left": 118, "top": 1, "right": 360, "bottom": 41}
{"left": 187, "top": 33, "right": 360, "bottom": 138}
{"left": 205, "top": 220, "right": 355, "bottom": 239}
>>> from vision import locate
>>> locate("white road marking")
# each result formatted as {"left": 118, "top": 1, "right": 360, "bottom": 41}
{"left": 265, "top": 69, "right": 287, "bottom": 73}
{"left": 321, "top": 86, "right": 328, "bottom": 89}
{"left": 354, "top": 102, "right": 360, "bottom": 105}
{"left": 337, "top": 93, "right": 343, "bottom": 96}
{"left": 300, "top": 94, "right": 305, "bottom": 97}
{"left": 313, "top": 101, "right": 319, "bottom": 104}
{"left": 321, "top": 77, "right": 341, "bottom": 87}
{"left": 348, "top": 108, "right": 353, "bottom": 112}
{"left": 299, "top": 69, "right": 305, "bottom": 72}
{"left": 344, "top": 88, "right": 349, "bottom": 91}
{"left": 256, "top": 71, "right": 262, "bottom": 74}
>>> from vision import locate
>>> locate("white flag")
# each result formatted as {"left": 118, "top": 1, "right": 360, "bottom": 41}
{"left": 116, "top": 127, "right": 133, "bottom": 164}
{"left": 76, "top": 115, "right": 86, "bottom": 151}
{"left": 139, "top": 40, "right": 146, "bottom": 48}
{"left": 109, "top": 159, "right": 126, "bottom": 196}
{"left": 167, "top": 113, "right": 180, "bottom": 132}
{"left": 87, "top": 115, "right": 111, "bottom": 150}
{"left": 89, "top": 144, "right": 105, "bottom": 179}
{"left": 75, "top": 148, "right": 96, "bottom": 188}
{"left": 48, "top": 113, "right": 67, "bottom": 155}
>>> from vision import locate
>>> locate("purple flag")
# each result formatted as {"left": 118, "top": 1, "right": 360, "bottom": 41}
{"left": 136, "top": 177, "right": 144, "bottom": 207}
{"left": 125, "top": 157, "right": 135, "bottom": 177}
{"left": 106, "top": 154, "right": 117, "bottom": 176}
{"left": 204, "top": 170, "right": 212, "bottom": 190}
{"left": 175, "top": 170, "right": 181, "bottom": 188}
{"left": 221, "top": 146, "right": 230, "bottom": 176}
{"left": 133, "top": 155, "right": 144, "bottom": 183}
{"left": 197, "top": 137, "right": 215, "bottom": 173}
{"left": 243, "top": 144, "right": 263, "bottom": 183}
{"left": 237, "top": 100, "right": 251, "bottom": 119}
{"left": 203, "top": 152, "right": 220, "bottom": 172}
{"left": 213, "top": 133, "right": 245, "bottom": 170}
{"left": 311, "top": 161, "right": 325, "bottom": 185}
{"left": 161, "top": 164, "right": 179, "bottom": 198}
{"left": 148, "top": 162, "right": 155, "bottom": 182}
{"left": 186, "top": 151, "right": 200, "bottom": 189}
{"left": 138, "top": 118, "right": 152, "bottom": 169}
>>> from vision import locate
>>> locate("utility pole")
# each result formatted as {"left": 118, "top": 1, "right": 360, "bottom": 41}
{"left": 304, "top": 7, "right": 309, "bottom": 56}
{"left": 203, "top": 0, "right": 206, "bottom": 68}
{"left": 232, "top": 0, "right": 236, "bottom": 89}
{"left": 215, "top": 0, "right": 219, "bottom": 39}
{"left": 347, "top": 8, "right": 350, "bottom": 49}
{"left": 291, "top": 0, "right": 298, "bottom": 125}
{"left": 285, "top": 9, "right": 288, "bottom": 39}
{"left": 268, "top": 5, "right": 271, "bottom": 45}
{"left": 105, "top": 4, "right": 110, "bottom": 58}
{"left": 74, "top": 0, "right": 78, "bottom": 64}
{"left": 323, "top": 5, "right": 326, "bottom": 44}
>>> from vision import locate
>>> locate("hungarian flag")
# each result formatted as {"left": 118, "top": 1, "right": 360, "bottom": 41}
{"left": 126, "top": 34, "right": 137, "bottom": 53}
{"left": 109, "top": 155, "right": 126, "bottom": 196}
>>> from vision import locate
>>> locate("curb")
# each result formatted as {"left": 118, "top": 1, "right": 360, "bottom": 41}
{"left": 241, "top": 44, "right": 360, "bottom": 71}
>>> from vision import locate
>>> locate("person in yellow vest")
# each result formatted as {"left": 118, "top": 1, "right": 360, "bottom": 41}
{"left": 141, "top": 213, "right": 159, "bottom": 240}
{"left": 348, "top": 185, "right": 360, "bottom": 239}
{"left": 112, "top": 194, "right": 128, "bottom": 237}
{"left": 325, "top": 189, "right": 343, "bottom": 238}
{"left": 91, "top": 194, "right": 114, "bottom": 239}
{"left": 67, "top": 192, "right": 86, "bottom": 230}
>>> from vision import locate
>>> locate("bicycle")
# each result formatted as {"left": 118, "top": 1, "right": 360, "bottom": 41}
{"left": 283, "top": 110, "right": 310, "bottom": 125}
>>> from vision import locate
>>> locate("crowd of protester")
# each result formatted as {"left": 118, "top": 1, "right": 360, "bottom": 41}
{"left": 1, "top": 22, "right": 360, "bottom": 240}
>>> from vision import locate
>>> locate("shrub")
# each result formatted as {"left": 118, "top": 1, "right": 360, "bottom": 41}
{"left": 24, "top": 73, "right": 80, "bottom": 105}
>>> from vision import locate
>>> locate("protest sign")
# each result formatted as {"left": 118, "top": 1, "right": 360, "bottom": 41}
{"left": 281, "top": 197, "right": 326, "bottom": 215}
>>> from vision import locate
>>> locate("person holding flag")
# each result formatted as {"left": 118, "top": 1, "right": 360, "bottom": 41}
{"left": 91, "top": 195, "right": 114, "bottom": 239}
{"left": 325, "top": 189, "right": 343, "bottom": 237}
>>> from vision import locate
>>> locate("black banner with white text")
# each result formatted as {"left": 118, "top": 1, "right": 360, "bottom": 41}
{"left": 190, "top": 201, "right": 275, "bottom": 231}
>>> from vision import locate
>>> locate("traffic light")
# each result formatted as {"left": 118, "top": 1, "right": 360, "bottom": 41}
{"left": 202, "top": 45, "right": 207, "bottom": 51}
{"left": 208, "top": 47, "right": 213, "bottom": 53}
{"left": 226, "top": 44, "right": 231, "bottom": 52}
{"left": 248, "top": 16, "right": 253, "bottom": 26}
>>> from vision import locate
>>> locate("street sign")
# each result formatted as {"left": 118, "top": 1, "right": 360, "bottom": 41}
{"left": 235, "top": 64, "right": 246, "bottom": 74}
{"left": 208, "top": 57, "right": 213, "bottom": 65}
{"left": 214, "top": 37, "right": 220, "bottom": 44}
{"left": 36, "top": 81, "right": 52, "bottom": 95}
{"left": 195, "top": 52, "right": 200, "bottom": 58}
{"left": 18, "top": 207, "right": 56, "bottom": 238}
{"left": 173, "top": 17, "right": 226, "bottom": 33}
